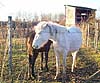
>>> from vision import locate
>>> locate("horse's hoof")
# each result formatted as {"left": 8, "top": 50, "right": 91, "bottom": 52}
{"left": 54, "top": 76, "right": 57, "bottom": 80}
{"left": 71, "top": 70, "right": 74, "bottom": 72}
{"left": 41, "top": 67, "right": 43, "bottom": 70}
{"left": 28, "top": 77, "right": 31, "bottom": 80}
{"left": 28, "top": 76, "right": 35, "bottom": 80}
{"left": 45, "top": 68, "right": 49, "bottom": 72}
{"left": 54, "top": 77, "right": 57, "bottom": 80}
{"left": 32, "top": 74, "right": 36, "bottom": 79}
{"left": 54, "top": 73, "right": 61, "bottom": 80}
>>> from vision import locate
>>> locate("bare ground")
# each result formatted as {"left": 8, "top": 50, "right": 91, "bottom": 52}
{"left": 0, "top": 48, "right": 100, "bottom": 83}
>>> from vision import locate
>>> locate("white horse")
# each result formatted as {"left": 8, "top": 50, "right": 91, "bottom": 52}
{"left": 32, "top": 21, "right": 82, "bottom": 79}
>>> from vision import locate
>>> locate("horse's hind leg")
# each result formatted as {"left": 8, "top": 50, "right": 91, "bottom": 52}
{"left": 28, "top": 54, "right": 33, "bottom": 79}
{"left": 44, "top": 52, "right": 49, "bottom": 71}
{"left": 40, "top": 52, "right": 44, "bottom": 70}
{"left": 71, "top": 51, "right": 78, "bottom": 72}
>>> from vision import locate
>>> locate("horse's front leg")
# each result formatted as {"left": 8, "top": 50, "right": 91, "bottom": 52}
{"left": 28, "top": 54, "right": 33, "bottom": 79}
{"left": 40, "top": 52, "right": 44, "bottom": 70}
{"left": 62, "top": 50, "right": 68, "bottom": 82}
{"left": 44, "top": 52, "right": 49, "bottom": 71}
{"left": 62, "top": 51, "right": 67, "bottom": 75}
{"left": 32, "top": 52, "right": 38, "bottom": 79}
{"left": 54, "top": 50, "right": 60, "bottom": 79}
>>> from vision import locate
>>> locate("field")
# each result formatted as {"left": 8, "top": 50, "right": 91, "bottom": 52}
{"left": 0, "top": 38, "right": 100, "bottom": 83}
{"left": 0, "top": 26, "right": 100, "bottom": 83}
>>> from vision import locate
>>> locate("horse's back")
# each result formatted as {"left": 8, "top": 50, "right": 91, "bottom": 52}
{"left": 67, "top": 26, "right": 81, "bottom": 33}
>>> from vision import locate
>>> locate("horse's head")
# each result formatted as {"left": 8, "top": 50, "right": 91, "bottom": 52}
{"left": 32, "top": 21, "right": 51, "bottom": 49}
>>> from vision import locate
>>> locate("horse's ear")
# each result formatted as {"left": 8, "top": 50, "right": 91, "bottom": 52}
{"left": 42, "top": 23, "right": 48, "bottom": 28}
{"left": 34, "top": 26, "right": 37, "bottom": 31}
{"left": 34, "top": 25, "right": 40, "bottom": 33}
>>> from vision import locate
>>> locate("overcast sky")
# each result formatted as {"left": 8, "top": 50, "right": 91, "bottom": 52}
{"left": 0, "top": 0, "right": 100, "bottom": 21}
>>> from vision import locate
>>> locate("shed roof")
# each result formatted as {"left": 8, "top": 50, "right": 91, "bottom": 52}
{"left": 67, "top": 5, "right": 96, "bottom": 11}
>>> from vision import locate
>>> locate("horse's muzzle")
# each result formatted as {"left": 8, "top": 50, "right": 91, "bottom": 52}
{"left": 32, "top": 45, "right": 38, "bottom": 49}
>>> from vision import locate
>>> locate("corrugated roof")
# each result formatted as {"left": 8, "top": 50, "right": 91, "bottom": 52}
{"left": 67, "top": 5, "right": 96, "bottom": 11}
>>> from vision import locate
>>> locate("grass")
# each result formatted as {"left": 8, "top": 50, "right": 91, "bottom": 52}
{"left": 0, "top": 41, "right": 100, "bottom": 82}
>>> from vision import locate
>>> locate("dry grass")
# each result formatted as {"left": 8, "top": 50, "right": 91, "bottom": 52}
{"left": 0, "top": 47, "right": 100, "bottom": 83}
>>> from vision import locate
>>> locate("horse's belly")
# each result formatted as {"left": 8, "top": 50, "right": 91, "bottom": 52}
{"left": 68, "top": 33, "right": 82, "bottom": 51}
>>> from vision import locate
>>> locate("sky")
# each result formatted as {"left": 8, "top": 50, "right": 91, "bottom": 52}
{"left": 0, "top": 0, "right": 100, "bottom": 21}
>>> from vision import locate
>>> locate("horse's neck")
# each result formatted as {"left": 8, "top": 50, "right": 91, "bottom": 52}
{"left": 49, "top": 23, "right": 68, "bottom": 45}
{"left": 50, "top": 29, "right": 67, "bottom": 46}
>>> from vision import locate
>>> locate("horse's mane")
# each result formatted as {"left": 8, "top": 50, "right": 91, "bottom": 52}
{"left": 47, "top": 22, "right": 68, "bottom": 33}
{"left": 34, "top": 21, "right": 48, "bottom": 33}
{"left": 35, "top": 21, "right": 67, "bottom": 33}
{"left": 26, "top": 31, "right": 35, "bottom": 38}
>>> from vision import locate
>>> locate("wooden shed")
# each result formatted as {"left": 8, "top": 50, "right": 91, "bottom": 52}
{"left": 65, "top": 5, "right": 96, "bottom": 26}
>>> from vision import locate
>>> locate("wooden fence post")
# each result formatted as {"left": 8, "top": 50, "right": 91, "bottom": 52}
{"left": 8, "top": 16, "right": 13, "bottom": 76}
{"left": 86, "top": 23, "right": 90, "bottom": 47}
{"left": 94, "top": 22, "right": 99, "bottom": 52}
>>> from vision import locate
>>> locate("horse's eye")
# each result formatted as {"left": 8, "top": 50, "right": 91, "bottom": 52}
{"left": 35, "top": 35, "right": 39, "bottom": 39}
{"left": 38, "top": 32, "right": 40, "bottom": 34}
{"left": 38, "top": 32, "right": 42, "bottom": 34}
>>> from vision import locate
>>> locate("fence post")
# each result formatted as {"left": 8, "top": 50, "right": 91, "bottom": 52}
{"left": 86, "top": 23, "right": 90, "bottom": 47}
{"left": 94, "top": 22, "right": 99, "bottom": 52}
{"left": 8, "top": 16, "right": 13, "bottom": 77}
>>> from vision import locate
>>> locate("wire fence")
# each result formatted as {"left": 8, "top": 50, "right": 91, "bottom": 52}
{"left": 0, "top": 21, "right": 100, "bottom": 82}
{"left": 80, "top": 21, "right": 100, "bottom": 52}
{"left": 0, "top": 25, "right": 32, "bottom": 82}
